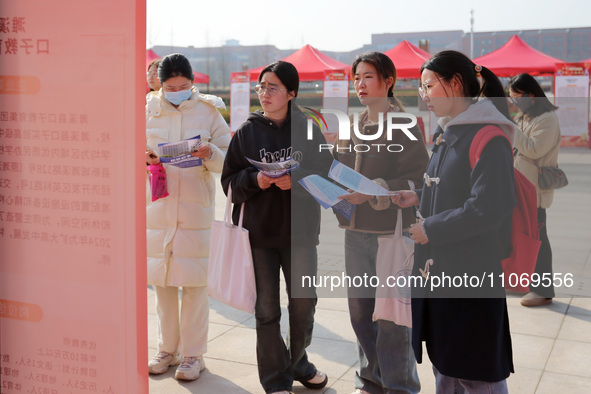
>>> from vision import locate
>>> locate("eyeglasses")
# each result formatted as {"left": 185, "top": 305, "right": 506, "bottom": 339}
{"left": 418, "top": 79, "right": 441, "bottom": 99}
{"left": 254, "top": 84, "right": 282, "bottom": 96}
{"left": 146, "top": 72, "right": 158, "bottom": 77}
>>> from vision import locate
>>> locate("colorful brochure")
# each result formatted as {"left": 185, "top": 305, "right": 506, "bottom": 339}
{"left": 246, "top": 157, "right": 299, "bottom": 178}
{"left": 328, "top": 160, "right": 391, "bottom": 196}
{"left": 158, "top": 135, "right": 202, "bottom": 168}
{"left": 298, "top": 175, "right": 353, "bottom": 221}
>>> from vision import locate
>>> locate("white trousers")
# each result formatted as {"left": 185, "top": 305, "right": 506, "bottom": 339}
{"left": 154, "top": 285, "right": 208, "bottom": 357}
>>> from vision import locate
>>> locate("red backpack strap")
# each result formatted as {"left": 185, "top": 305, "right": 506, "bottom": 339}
{"left": 469, "top": 125, "right": 511, "bottom": 168}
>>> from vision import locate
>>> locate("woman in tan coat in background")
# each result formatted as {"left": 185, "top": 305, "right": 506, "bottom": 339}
{"left": 508, "top": 73, "right": 561, "bottom": 307}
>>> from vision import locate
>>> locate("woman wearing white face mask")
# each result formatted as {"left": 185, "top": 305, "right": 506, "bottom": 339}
{"left": 145, "top": 53, "right": 231, "bottom": 381}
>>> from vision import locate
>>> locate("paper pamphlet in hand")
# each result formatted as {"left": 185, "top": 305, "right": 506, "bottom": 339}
{"left": 158, "top": 135, "right": 202, "bottom": 168}
{"left": 298, "top": 175, "right": 353, "bottom": 221}
{"left": 246, "top": 157, "right": 299, "bottom": 178}
{"left": 328, "top": 160, "right": 391, "bottom": 196}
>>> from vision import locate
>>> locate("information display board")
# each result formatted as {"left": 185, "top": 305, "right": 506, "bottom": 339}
{"left": 0, "top": 1, "right": 148, "bottom": 393}
{"left": 323, "top": 70, "right": 349, "bottom": 143}
{"left": 555, "top": 64, "right": 590, "bottom": 147}
{"left": 230, "top": 72, "right": 250, "bottom": 132}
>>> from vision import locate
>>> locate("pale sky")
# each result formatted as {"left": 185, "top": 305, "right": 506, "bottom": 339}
{"left": 146, "top": 0, "right": 591, "bottom": 52}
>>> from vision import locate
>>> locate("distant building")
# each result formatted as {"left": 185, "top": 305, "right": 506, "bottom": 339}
{"left": 224, "top": 39, "right": 240, "bottom": 47}
{"left": 152, "top": 44, "right": 283, "bottom": 88}
{"left": 152, "top": 27, "right": 591, "bottom": 88}
{"left": 371, "top": 30, "right": 465, "bottom": 53}
{"left": 367, "top": 27, "right": 591, "bottom": 62}
{"left": 460, "top": 27, "right": 591, "bottom": 61}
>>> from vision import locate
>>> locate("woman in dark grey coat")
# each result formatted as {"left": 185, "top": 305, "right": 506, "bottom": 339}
{"left": 392, "top": 50, "right": 516, "bottom": 393}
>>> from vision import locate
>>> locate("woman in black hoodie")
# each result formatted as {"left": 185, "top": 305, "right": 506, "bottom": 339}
{"left": 221, "top": 61, "right": 332, "bottom": 394}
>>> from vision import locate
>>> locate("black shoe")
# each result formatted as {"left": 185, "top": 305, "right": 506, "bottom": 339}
{"left": 298, "top": 369, "right": 328, "bottom": 390}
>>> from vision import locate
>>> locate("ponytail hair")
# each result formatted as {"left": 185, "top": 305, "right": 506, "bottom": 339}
{"left": 352, "top": 51, "right": 405, "bottom": 110}
{"left": 420, "top": 50, "right": 511, "bottom": 120}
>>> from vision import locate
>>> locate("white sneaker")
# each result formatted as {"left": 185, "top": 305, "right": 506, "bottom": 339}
{"left": 175, "top": 355, "right": 205, "bottom": 381}
{"left": 148, "top": 351, "right": 181, "bottom": 374}
{"left": 351, "top": 390, "right": 370, "bottom": 394}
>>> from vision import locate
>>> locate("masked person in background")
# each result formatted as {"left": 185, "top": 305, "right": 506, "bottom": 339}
{"left": 145, "top": 53, "right": 231, "bottom": 381}
{"left": 507, "top": 73, "right": 561, "bottom": 307}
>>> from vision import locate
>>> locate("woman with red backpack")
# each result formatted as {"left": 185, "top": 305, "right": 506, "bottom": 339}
{"left": 392, "top": 50, "right": 515, "bottom": 393}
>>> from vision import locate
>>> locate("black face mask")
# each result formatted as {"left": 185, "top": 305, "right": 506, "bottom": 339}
{"left": 514, "top": 96, "right": 533, "bottom": 112}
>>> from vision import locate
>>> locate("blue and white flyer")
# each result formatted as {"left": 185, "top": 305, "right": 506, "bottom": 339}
{"left": 158, "top": 135, "right": 202, "bottom": 168}
{"left": 328, "top": 160, "right": 391, "bottom": 196}
{"left": 246, "top": 157, "right": 299, "bottom": 178}
{"left": 298, "top": 175, "right": 354, "bottom": 220}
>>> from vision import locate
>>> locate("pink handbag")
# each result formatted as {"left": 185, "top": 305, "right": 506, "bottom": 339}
{"left": 147, "top": 163, "right": 169, "bottom": 201}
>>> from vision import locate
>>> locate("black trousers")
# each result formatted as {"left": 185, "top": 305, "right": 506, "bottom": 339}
{"left": 251, "top": 246, "right": 318, "bottom": 393}
{"left": 529, "top": 208, "right": 555, "bottom": 298}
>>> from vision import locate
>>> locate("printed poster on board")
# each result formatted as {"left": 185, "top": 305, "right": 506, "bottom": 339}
{"left": 230, "top": 72, "right": 250, "bottom": 132}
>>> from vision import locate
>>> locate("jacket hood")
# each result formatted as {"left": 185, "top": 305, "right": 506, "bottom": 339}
{"left": 439, "top": 99, "right": 516, "bottom": 143}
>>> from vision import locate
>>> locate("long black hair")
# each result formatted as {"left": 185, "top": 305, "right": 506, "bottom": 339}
{"left": 421, "top": 50, "right": 511, "bottom": 120}
{"left": 259, "top": 60, "right": 299, "bottom": 97}
{"left": 158, "top": 53, "right": 193, "bottom": 83}
{"left": 352, "top": 51, "right": 404, "bottom": 110}
{"left": 507, "top": 73, "right": 558, "bottom": 120}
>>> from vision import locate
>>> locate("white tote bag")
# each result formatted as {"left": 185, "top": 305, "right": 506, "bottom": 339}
{"left": 373, "top": 182, "right": 415, "bottom": 328}
{"left": 208, "top": 185, "right": 256, "bottom": 314}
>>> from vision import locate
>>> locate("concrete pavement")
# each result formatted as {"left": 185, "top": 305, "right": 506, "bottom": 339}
{"left": 148, "top": 147, "right": 591, "bottom": 393}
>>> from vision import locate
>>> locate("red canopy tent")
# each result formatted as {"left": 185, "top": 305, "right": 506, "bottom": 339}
{"left": 146, "top": 48, "right": 160, "bottom": 69}
{"left": 246, "top": 44, "right": 350, "bottom": 81}
{"left": 145, "top": 48, "right": 210, "bottom": 84}
{"left": 473, "top": 35, "right": 564, "bottom": 77}
{"left": 383, "top": 40, "right": 431, "bottom": 79}
{"left": 191, "top": 71, "right": 210, "bottom": 85}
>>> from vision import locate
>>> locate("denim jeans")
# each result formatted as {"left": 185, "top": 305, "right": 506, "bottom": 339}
{"left": 433, "top": 366, "right": 508, "bottom": 394}
{"left": 251, "top": 246, "right": 318, "bottom": 393}
{"left": 530, "top": 208, "right": 555, "bottom": 298}
{"left": 345, "top": 230, "right": 420, "bottom": 394}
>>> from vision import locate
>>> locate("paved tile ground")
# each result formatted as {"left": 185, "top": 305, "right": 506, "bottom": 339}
{"left": 149, "top": 147, "right": 591, "bottom": 393}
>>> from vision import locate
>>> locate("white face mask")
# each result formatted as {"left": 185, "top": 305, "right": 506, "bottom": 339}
{"left": 164, "top": 88, "right": 192, "bottom": 105}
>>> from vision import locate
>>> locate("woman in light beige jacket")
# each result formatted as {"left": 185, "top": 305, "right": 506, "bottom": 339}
{"left": 508, "top": 73, "right": 561, "bottom": 307}
{"left": 145, "top": 53, "right": 231, "bottom": 380}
